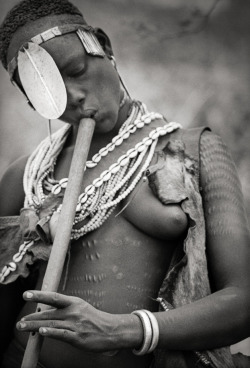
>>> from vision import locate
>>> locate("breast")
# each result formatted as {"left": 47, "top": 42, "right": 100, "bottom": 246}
{"left": 60, "top": 212, "right": 178, "bottom": 312}
{"left": 122, "top": 176, "right": 188, "bottom": 240}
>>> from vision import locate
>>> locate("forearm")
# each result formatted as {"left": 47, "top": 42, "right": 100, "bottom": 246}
{"left": 156, "top": 287, "right": 249, "bottom": 350}
{"left": 116, "top": 286, "right": 249, "bottom": 351}
{"left": 17, "top": 286, "right": 249, "bottom": 353}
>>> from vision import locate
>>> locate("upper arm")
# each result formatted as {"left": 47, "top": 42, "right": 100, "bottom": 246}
{"left": 200, "top": 131, "right": 250, "bottom": 291}
{"left": 0, "top": 155, "right": 28, "bottom": 216}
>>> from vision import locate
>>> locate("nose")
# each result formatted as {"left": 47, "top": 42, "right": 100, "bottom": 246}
{"left": 65, "top": 81, "right": 85, "bottom": 108}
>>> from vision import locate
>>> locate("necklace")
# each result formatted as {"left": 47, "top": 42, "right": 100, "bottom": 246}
{"left": 0, "top": 102, "right": 182, "bottom": 284}
{"left": 23, "top": 100, "right": 181, "bottom": 240}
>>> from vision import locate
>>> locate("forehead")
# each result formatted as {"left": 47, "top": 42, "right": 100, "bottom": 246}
{"left": 7, "top": 14, "right": 86, "bottom": 65}
{"left": 42, "top": 33, "right": 86, "bottom": 71}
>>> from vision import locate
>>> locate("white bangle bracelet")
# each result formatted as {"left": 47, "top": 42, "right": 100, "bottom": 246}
{"left": 132, "top": 310, "right": 153, "bottom": 355}
{"left": 142, "top": 310, "right": 159, "bottom": 353}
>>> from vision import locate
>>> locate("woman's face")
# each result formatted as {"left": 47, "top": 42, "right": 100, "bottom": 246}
{"left": 42, "top": 33, "right": 122, "bottom": 133}
{"left": 7, "top": 16, "right": 122, "bottom": 134}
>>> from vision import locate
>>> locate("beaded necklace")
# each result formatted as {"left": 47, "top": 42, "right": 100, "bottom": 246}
{"left": 0, "top": 101, "right": 181, "bottom": 283}
{"left": 23, "top": 101, "right": 181, "bottom": 240}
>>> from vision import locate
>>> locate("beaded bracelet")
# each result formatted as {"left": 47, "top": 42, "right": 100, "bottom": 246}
{"left": 132, "top": 309, "right": 159, "bottom": 355}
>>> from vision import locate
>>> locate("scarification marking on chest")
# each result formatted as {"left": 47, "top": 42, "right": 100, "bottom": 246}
{"left": 67, "top": 273, "right": 107, "bottom": 283}
{"left": 81, "top": 239, "right": 98, "bottom": 248}
{"left": 127, "top": 285, "right": 155, "bottom": 294}
{"left": 69, "top": 290, "right": 106, "bottom": 298}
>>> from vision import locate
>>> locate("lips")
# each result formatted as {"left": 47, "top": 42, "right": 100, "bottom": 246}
{"left": 77, "top": 104, "right": 99, "bottom": 119}
{"left": 63, "top": 105, "right": 99, "bottom": 123}
{"left": 80, "top": 108, "right": 98, "bottom": 119}
{"left": 60, "top": 103, "right": 110, "bottom": 128}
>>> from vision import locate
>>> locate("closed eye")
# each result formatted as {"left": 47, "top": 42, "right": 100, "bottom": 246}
{"left": 68, "top": 66, "right": 86, "bottom": 78}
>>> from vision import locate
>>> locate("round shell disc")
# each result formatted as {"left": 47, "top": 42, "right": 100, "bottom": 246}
{"left": 18, "top": 42, "right": 67, "bottom": 120}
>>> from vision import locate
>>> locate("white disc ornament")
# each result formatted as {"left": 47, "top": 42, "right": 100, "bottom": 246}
{"left": 18, "top": 42, "right": 67, "bottom": 120}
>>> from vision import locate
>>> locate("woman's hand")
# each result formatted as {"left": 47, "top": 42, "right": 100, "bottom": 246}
{"left": 16, "top": 290, "right": 142, "bottom": 352}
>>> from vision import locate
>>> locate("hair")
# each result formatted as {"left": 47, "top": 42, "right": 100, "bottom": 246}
{"left": 0, "top": 0, "right": 84, "bottom": 69}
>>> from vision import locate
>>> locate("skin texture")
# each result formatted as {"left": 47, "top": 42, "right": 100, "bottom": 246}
{"left": 13, "top": 131, "right": 250, "bottom": 352}
{"left": 18, "top": 291, "right": 141, "bottom": 351}
{"left": 0, "top": 13, "right": 250, "bottom": 368}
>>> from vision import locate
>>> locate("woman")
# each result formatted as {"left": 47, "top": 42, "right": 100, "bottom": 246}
{"left": 0, "top": 1, "right": 249, "bottom": 367}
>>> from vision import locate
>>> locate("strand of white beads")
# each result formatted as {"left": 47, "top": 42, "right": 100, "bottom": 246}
{"left": 24, "top": 101, "right": 147, "bottom": 207}
{"left": 70, "top": 138, "right": 157, "bottom": 240}
{"left": 85, "top": 111, "right": 162, "bottom": 169}
{"left": 71, "top": 166, "right": 129, "bottom": 239}
{"left": 100, "top": 139, "right": 158, "bottom": 211}
{"left": 53, "top": 121, "right": 181, "bottom": 216}
{"left": 24, "top": 124, "right": 70, "bottom": 207}
{"left": 67, "top": 159, "right": 129, "bottom": 226}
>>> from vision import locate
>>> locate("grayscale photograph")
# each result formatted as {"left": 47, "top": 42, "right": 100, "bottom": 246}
{"left": 0, "top": 1, "right": 249, "bottom": 367}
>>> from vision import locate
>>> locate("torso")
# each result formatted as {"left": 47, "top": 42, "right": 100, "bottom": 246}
{"left": 14, "top": 128, "right": 188, "bottom": 368}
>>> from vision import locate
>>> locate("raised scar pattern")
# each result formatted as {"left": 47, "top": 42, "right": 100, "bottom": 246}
{"left": 67, "top": 273, "right": 107, "bottom": 283}
{"left": 127, "top": 285, "right": 155, "bottom": 294}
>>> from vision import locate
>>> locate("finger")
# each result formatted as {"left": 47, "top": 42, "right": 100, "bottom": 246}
{"left": 23, "top": 291, "right": 77, "bottom": 308}
{"left": 21, "top": 308, "right": 63, "bottom": 322}
{"left": 16, "top": 319, "right": 72, "bottom": 332}
{"left": 39, "top": 327, "right": 78, "bottom": 345}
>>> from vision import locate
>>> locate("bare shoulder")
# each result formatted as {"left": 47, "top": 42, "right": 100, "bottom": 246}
{"left": 0, "top": 155, "right": 29, "bottom": 216}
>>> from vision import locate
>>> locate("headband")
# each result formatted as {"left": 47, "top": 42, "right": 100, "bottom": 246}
{"left": 8, "top": 24, "right": 105, "bottom": 119}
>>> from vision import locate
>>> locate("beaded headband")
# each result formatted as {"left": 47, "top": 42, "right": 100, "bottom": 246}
{"left": 7, "top": 24, "right": 106, "bottom": 119}
{"left": 8, "top": 24, "right": 105, "bottom": 80}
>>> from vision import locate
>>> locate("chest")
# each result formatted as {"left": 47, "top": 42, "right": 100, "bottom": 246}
{"left": 59, "top": 212, "right": 177, "bottom": 312}
{"left": 53, "top": 138, "right": 187, "bottom": 241}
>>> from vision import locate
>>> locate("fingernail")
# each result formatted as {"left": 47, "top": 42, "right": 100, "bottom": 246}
{"left": 26, "top": 292, "right": 33, "bottom": 299}
{"left": 18, "top": 322, "right": 27, "bottom": 329}
{"left": 40, "top": 327, "right": 47, "bottom": 334}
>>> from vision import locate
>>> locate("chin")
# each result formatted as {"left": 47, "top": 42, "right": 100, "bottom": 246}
{"left": 96, "top": 115, "right": 118, "bottom": 134}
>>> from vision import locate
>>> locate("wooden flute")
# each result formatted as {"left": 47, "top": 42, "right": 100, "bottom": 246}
{"left": 21, "top": 117, "right": 96, "bottom": 368}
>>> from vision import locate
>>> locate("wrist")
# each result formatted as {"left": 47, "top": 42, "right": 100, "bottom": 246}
{"left": 132, "top": 310, "right": 160, "bottom": 355}
{"left": 110, "top": 313, "right": 144, "bottom": 350}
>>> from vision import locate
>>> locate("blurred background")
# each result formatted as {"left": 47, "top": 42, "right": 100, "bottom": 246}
{"left": 0, "top": 0, "right": 249, "bottom": 356}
